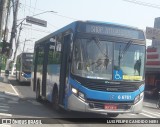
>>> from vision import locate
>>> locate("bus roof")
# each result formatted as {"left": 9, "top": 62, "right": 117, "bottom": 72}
{"left": 35, "top": 20, "right": 144, "bottom": 45}
{"left": 86, "top": 20, "right": 138, "bottom": 29}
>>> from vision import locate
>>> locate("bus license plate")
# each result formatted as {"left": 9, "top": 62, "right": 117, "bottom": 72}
{"left": 104, "top": 104, "right": 117, "bottom": 110}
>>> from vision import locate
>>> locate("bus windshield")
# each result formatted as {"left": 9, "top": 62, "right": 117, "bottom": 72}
{"left": 72, "top": 38, "right": 113, "bottom": 80}
{"left": 114, "top": 42, "right": 145, "bottom": 81}
{"left": 72, "top": 37, "right": 145, "bottom": 81}
{"left": 22, "top": 58, "right": 33, "bottom": 72}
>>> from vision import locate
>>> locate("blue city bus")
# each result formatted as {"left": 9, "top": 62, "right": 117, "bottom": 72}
{"left": 16, "top": 53, "right": 33, "bottom": 83}
{"left": 31, "top": 21, "right": 146, "bottom": 117}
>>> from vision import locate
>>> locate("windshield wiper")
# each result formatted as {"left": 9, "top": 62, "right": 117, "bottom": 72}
{"left": 89, "top": 37, "right": 110, "bottom": 68}
{"left": 118, "top": 40, "right": 133, "bottom": 68}
{"left": 119, "top": 40, "right": 133, "bottom": 59}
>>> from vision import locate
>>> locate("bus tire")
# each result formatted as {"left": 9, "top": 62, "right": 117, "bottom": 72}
{"left": 107, "top": 113, "right": 119, "bottom": 117}
{"left": 36, "top": 81, "right": 41, "bottom": 102}
{"left": 52, "top": 87, "right": 60, "bottom": 111}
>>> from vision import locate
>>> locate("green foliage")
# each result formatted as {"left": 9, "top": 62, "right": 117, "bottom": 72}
{"left": 0, "top": 54, "right": 7, "bottom": 70}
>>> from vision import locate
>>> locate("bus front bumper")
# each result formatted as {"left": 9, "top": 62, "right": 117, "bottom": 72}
{"left": 67, "top": 94, "right": 143, "bottom": 114}
{"left": 20, "top": 76, "right": 31, "bottom": 82}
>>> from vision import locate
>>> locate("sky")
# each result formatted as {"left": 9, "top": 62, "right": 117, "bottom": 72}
{"left": 12, "top": 0, "right": 160, "bottom": 55}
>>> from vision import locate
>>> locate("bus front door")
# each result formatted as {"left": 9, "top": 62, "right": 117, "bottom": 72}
{"left": 59, "top": 34, "right": 72, "bottom": 106}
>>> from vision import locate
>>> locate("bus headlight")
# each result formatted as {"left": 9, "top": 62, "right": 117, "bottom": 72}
{"left": 72, "top": 87, "right": 78, "bottom": 95}
{"left": 71, "top": 87, "right": 85, "bottom": 101}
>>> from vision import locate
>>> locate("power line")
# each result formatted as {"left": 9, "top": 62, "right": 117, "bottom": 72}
{"left": 33, "top": 0, "right": 38, "bottom": 14}
{"left": 55, "top": 14, "right": 78, "bottom": 20}
{"left": 19, "top": 3, "right": 79, "bottom": 20}
{"left": 122, "top": 0, "right": 160, "bottom": 9}
{"left": 29, "top": 0, "right": 31, "bottom": 15}
{"left": 23, "top": 27, "right": 51, "bottom": 33}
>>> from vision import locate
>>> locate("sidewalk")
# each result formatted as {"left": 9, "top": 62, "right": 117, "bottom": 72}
{"left": 0, "top": 73, "right": 18, "bottom": 96}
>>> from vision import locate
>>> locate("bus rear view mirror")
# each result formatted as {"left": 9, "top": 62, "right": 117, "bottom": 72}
{"left": 50, "top": 38, "right": 56, "bottom": 44}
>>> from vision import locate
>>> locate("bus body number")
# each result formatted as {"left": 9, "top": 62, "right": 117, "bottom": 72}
{"left": 118, "top": 95, "right": 131, "bottom": 100}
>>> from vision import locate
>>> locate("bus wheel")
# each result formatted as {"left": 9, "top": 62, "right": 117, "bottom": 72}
{"left": 52, "top": 88, "right": 59, "bottom": 111}
{"left": 107, "top": 113, "right": 119, "bottom": 117}
{"left": 36, "top": 82, "right": 41, "bottom": 101}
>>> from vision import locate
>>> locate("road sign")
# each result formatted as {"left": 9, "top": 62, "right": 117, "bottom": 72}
{"left": 146, "top": 27, "right": 160, "bottom": 40}
{"left": 26, "top": 16, "right": 47, "bottom": 27}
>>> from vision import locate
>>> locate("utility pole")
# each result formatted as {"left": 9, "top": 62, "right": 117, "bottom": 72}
{"left": 22, "top": 39, "right": 33, "bottom": 52}
{"left": 0, "top": 0, "right": 8, "bottom": 42}
{"left": 13, "top": 22, "right": 22, "bottom": 62}
{"left": 3, "top": 0, "right": 11, "bottom": 43}
{"left": 9, "top": 0, "right": 19, "bottom": 50}
{"left": 4, "top": 0, "right": 19, "bottom": 81}
{"left": 11, "top": 22, "right": 22, "bottom": 75}
{"left": 22, "top": 39, "right": 26, "bottom": 52}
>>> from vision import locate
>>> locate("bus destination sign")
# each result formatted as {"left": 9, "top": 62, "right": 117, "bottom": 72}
{"left": 86, "top": 24, "right": 144, "bottom": 40}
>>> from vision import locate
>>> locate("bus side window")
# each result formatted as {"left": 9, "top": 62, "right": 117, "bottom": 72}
{"left": 48, "top": 42, "right": 61, "bottom": 65}
{"left": 36, "top": 47, "right": 45, "bottom": 73}
{"left": 47, "top": 42, "right": 61, "bottom": 75}
{"left": 37, "top": 48, "right": 44, "bottom": 65}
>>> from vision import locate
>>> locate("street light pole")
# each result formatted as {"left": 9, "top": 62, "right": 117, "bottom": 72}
{"left": 22, "top": 39, "right": 33, "bottom": 52}
{"left": 22, "top": 39, "right": 26, "bottom": 52}
{"left": 17, "top": 11, "right": 57, "bottom": 22}
{"left": 9, "top": 0, "right": 19, "bottom": 50}
{"left": 10, "top": 22, "right": 22, "bottom": 75}
{"left": 10, "top": 10, "right": 57, "bottom": 76}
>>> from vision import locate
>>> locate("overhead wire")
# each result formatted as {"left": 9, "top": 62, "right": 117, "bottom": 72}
{"left": 33, "top": 0, "right": 38, "bottom": 14}
{"left": 122, "top": 0, "right": 160, "bottom": 9}
{"left": 19, "top": 3, "right": 79, "bottom": 20}
{"left": 22, "top": 27, "right": 51, "bottom": 33}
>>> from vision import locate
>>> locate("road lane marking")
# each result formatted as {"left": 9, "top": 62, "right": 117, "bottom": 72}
{"left": 8, "top": 100, "right": 19, "bottom": 104}
{"left": 140, "top": 113, "right": 156, "bottom": 118}
{"left": 143, "top": 110, "right": 160, "bottom": 117}
{"left": 0, "top": 113, "right": 12, "bottom": 116}
{"left": 0, "top": 113, "right": 12, "bottom": 117}
{"left": 0, "top": 105, "right": 9, "bottom": 108}
{"left": 0, "top": 109, "right": 9, "bottom": 112}
{"left": 128, "top": 114, "right": 137, "bottom": 115}
{"left": 5, "top": 91, "right": 18, "bottom": 96}
{"left": 10, "top": 84, "right": 19, "bottom": 96}
{"left": 0, "top": 125, "right": 11, "bottom": 127}
{"left": 0, "top": 93, "right": 19, "bottom": 101}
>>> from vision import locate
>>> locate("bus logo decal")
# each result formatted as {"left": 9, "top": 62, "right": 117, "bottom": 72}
{"left": 109, "top": 95, "right": 115, "bottom": 100}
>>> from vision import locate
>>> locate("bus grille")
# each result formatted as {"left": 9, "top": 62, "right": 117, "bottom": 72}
{"left": 83, "top": 82, "right": 138, "bottom": 92}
